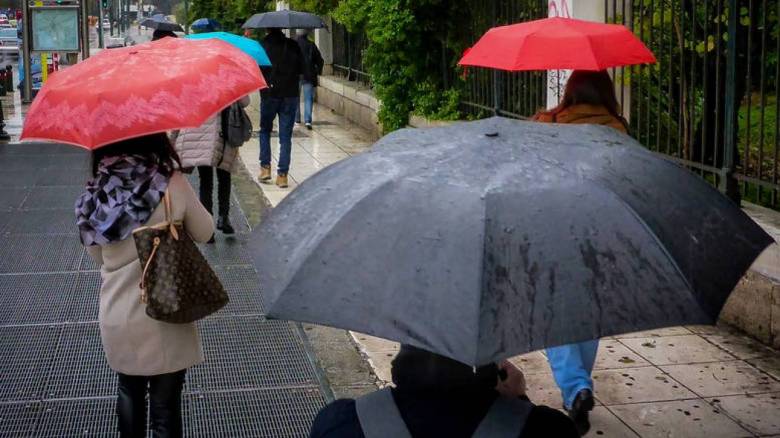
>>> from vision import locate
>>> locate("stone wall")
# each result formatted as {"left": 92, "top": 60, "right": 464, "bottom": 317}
{"left": 316, "top": 76, "right": 381, "bottom": 139}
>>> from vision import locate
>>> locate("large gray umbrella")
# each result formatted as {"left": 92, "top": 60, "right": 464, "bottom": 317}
{"left": 242, "top": 10, "right": 326, "bottom": 29}
{"left": 141, "top": 14, "right": 184, "bottom": 32}
{"left": 249, "top": 117, "right": 773, "bottom": 366}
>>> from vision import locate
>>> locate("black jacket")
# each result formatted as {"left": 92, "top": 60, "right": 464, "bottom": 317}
{"left": 309, "top": 345, "right": 579, "bottom": 438}
{"left": 296, "top": 35, "right": 324, "bottom": 86}
{"left": 260, "top": 31, "right": 304, "bottom": 98}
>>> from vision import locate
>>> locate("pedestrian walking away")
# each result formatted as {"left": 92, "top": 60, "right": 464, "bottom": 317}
{"left": 172, "top": 95, "right": 251, "bottom": 241}
{"left": 75, "top": 133, "right": 215, "bottom": 437}
{"left": 309, "top": 345, "right": 578, "bottom": 437}
{"left": 258, "top": 28, "right": 305, "bottom": 189}
{"left": 532, "top": 69, "right": 629, "bottom": 436}
{"left": 296, "top": 29, "right": 324, "bottom": 129}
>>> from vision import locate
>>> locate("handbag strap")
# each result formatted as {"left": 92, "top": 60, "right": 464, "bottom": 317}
{"left": 163, "top": 189, "right": 179, "bottom": 240}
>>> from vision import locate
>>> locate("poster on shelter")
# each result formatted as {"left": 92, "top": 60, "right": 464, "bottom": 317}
{"left": 31, "top": 8, "right": 79, "bottom": 52}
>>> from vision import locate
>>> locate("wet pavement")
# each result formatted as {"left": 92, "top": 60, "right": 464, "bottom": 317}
{"left": 244, "top": 94, "right": 780, "bottom": 437}
{"left": 0, "top": 142, "right": 328, "bottom": 436}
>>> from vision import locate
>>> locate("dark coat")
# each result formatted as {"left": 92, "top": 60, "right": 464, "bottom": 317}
{"left": 309, "top": 345, "right": 579, "bottom": 438}
{"left": 296, "top": 35, "right": 324, "bottom": 86}
{"left": 260, "top": 31, "right": 305, "bottom": 99}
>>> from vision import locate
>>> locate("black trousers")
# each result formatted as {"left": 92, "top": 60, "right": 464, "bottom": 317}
{"left": 117, "top": 370, "right": 186, "bottom": 438}
{"left": 197, "top": 166, "right": 231, "bottom": 217}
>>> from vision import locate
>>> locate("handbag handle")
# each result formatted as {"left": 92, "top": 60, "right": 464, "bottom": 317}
{"left": 138, "top": 189, "right": 178, "bottom": 302}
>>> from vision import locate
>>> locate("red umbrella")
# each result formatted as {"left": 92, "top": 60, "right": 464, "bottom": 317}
{"left": 458, "top": 17, "right": 656, "bottom": 71}
{"left": 21, "top": 37, "right": 267, "bottom": 150}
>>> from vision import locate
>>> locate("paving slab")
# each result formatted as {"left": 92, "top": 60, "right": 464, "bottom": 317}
{"left": 620, "top": 335, "right": 737, "bottom": 365}
{"left": 708, "top": 392, "right": 780, "bottom": 436}
{"left": 610, "top": 400, "right": 753, "bottom": 438}
{"left": 661, "top": 361, "right": 780, "bottom": 398}
{"left": 592, "top": 366, "right": 696, "bottom": 404}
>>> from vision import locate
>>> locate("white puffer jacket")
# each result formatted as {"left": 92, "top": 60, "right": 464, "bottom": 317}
{"left": 172, "top": 96, "right": 251, "bottom": 173}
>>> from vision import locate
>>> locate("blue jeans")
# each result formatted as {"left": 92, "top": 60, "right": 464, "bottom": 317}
{"left": 259, "top": 96, "right": 298, "bottom": 174}
{"left": 546, "top": 340, "right": 599, "bottom": 410}
{"left": 297, "top": 81, "right": 314, "bottom": 124}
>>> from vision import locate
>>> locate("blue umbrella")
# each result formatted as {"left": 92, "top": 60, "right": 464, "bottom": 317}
{"left": 191, "top": 18, "right": 220, "bottom": 32}
{"left": 185, "top": 32, "right": 271, "bottom": 66}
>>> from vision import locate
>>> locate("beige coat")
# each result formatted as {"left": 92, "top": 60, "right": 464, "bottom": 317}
{"left": 172, "top": 96, "right": 251, "bottom": 172}
{"left": 87, "top": 172, "right": 214, "bottom": 376}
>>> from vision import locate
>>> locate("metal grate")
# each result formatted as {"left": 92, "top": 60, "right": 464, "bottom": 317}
{"left": 36, "top": 170, "right": 91, "bottom": 187}
{"left": 0, "top": 143, "right": 85, "bottom": 155}
{"left": 0, "top": 170, "right": 38, "bottom": 189}
{"left": 21, "top": 186, "right": 84, "bottom": 210}
{"left": 0, "top": 235, "right": 82, "bottom": 273}
{"left": 65, "top": 272, "right": 101, "bottom": 323}
{"left": 0, "top": 273, "right": 78, "bottom": 326}
{"left": 3, "top": 209, "right": 78, "bottom": 235}
{"left": 0, "top": 325, "right": 60, "bottom": 402}
{"left": 0, "top": 188, "right": 30, "bottom": 211}
{"left": 187, "top": 317, "right": 317, "bottom": 392}
{"left": 0, "top": 402, "right": 41, "bottom": 437}
{"left": 211, "top": 266, "right": 265, "bottom": 316}
{"left": 198, "top": 239, "right": 252, "bottom": 267}
{"left": 80, "top": 249, "right": 100, "bottom": 272}
{"left": 36, "top": 398, "right": 117, "bottom": 436}
{"left": 44, "top": 323, "right": 116, "bottom": 399}
{"left": 183, "top": 387, "right": 324, "bottom": 438}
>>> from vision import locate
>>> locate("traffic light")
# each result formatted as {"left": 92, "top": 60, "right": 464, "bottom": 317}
{"left": 101, "top": 0, "right": 109, "bottom": 8}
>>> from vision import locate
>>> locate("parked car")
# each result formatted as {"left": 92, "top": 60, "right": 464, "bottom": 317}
{"left": 102, "top": 18, "right": 110, "bottom": 30}
{"left": 0, "top": 27, "right": 18, "bottom": 60}
{"left": 0, "top": 19, "right": 11, "bottom": 28}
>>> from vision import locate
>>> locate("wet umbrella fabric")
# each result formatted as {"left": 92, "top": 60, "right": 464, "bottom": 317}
{"left": 21, "top": 38, "right": 267, "bottom": 149}
{"left": 242, "top": 10, "right": 325, "bottom": 29}
{"left": 191, "top": 18, "right": 220, "bottom": 32}
{"left": 459, "top": 17, "right": 656, "bottom": 71}
{"left": 249, "top": 117, "right": 773, "bottom": 366}
{"left": 185, "top": 32, "right": 271, "bottom": 66}
{"left": 140, "top": 14, "right": 184, "bottom": 32}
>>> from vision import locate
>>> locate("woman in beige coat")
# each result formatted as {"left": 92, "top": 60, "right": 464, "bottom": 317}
{"left": 76, "top": 133, "right": 214, "bottom": 437}
{"left": 172, "top": 95, "right": 251, "bottom": 238}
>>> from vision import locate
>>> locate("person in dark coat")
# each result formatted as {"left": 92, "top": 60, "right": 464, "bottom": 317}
{"left": 295, "top": 29, "right": 324, "bottom": 129}
{"left": 258, "top": 28, "right": 305, "bottom": 189}
{"left": 309, "top": 345, "right": 579, "bottom": 437}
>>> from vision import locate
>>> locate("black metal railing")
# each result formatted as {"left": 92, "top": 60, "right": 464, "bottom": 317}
{"left": 460, "top": 0, "right": 549, "bottom": 119}
{"left": 607, "top": 0, "right": 780, "bottom": 207}
{"left": 332, "top": 21, "right": 370, "bottom": 86}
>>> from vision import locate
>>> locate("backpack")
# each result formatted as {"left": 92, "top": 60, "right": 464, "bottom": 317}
{"left": 220, "top": 102, "right": 253, "bottom": 148}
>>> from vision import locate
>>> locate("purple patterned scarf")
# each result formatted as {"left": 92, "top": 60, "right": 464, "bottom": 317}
{"left": 76, "top": 155, "right": 171, "bottom": 246}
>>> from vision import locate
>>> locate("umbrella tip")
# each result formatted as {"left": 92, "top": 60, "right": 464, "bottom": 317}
{"left": 485, "top": 131, "right": 499, "bottom": 138}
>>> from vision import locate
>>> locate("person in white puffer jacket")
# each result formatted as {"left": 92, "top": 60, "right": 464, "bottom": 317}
{"left": 172, "top": 95, "right": 251, "bottom": 240}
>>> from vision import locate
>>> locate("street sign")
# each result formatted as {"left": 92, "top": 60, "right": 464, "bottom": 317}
{"left": 29, "top": 6, "right": 80, "bottom": 52}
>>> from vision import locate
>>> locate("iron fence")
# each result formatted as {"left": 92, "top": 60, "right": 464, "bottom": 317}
{"left": 461, "top": 0, "right": 549, "bottom": 118}
{"left": 607, "top": 0, "right": 780, "bottom": 207}
{"left": 331, "top": 21, "right": 370, "bottom": 85}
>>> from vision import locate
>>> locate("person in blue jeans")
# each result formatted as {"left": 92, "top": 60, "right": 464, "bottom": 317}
{"left": 533, "top": 69, "right": 630, "bottom": 436}
{"left": 295, "top": 29, "right": 324, "bottom": 129}
{"left": 259, "top": 29, "right": 304, "bottom": 188}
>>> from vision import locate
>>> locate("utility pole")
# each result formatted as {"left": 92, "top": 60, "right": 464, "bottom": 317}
{"left": 183, "top": 0, "right": 188, "bottom": 34}
{"left": 21, "top": 0, "right": 31, "bottom": 102}
{"left": 98, "top": 0, "right": 106, "bottom": 48}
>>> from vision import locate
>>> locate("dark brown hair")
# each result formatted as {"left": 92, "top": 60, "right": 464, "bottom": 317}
{"left": 542, "top": 70, "right": 628, "bottom": 130}
{"left": 91, "top": 133, "right": 181, "bottom": 177}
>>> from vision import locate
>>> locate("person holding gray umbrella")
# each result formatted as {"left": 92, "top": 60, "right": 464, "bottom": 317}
{"left": 257, "top": 28, "right": 305, "bottom": 188}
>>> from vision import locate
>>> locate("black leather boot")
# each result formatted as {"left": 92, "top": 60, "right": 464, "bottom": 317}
{"left": 567, "top": 389, "right": 594, "bottom": 436}
{"left": 216, "top": 215, "right": 235, "bottom": 235}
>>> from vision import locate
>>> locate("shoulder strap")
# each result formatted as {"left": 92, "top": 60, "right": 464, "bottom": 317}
{"left": 472, "top": 396, "right": 534, "bottom": 438}
{"left": 163, "top": 188, "right": 172, "bottom": 222}
{"left": 355, "top": 388, "right": 412, "bottom": 438}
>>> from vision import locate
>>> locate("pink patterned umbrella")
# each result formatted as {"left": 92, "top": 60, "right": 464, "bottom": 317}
{"left": 21, "top": 37, "right": 267, "bottom": 150}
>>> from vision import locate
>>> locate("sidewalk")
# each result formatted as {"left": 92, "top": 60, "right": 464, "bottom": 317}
{"left": 0, "top": 142, "right": 328, "bottom": 436}
{"left": 242, "top": 99, "right": 780, "bottom": 437}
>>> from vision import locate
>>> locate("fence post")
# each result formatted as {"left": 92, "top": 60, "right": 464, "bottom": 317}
{"left": 492, "top": 0, "right": 501, "bottom": 115}
{"left": 720, "top": 0, "right": 741, "bottom": 203}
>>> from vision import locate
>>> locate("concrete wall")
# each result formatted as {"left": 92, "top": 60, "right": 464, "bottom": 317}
{"left": 317, "top": 75, "right": 382, "bottom": 139}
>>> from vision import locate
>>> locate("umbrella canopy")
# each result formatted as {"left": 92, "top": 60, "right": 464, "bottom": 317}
{"left": 249, "top": 117, "right": 773, "bottom": 366}
{"left": 191, "top": 17, "right": 220, "bottom": 32}
{"left": 242, "top": 10, "right": 325, "bottom": 29}
{"left": 140, "top": 14, "right": 184, "bottom": 33}
{"left": 459, "top": 17, "right": 656, "bottom": 71}
{"left": 21, "top": 38, "right": 267, "bottom": 150}
{"left": 185, "top": 31, "right": 271, "bottom": 66}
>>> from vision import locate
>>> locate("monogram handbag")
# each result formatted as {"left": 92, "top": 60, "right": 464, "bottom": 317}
{"left": 132, "top": 190, "right": 228, "bottom": 323}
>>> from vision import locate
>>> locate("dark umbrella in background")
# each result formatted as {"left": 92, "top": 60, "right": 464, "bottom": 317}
{"left": 140, "top": 14, "right": 185, "bottom": 33}
{"left": 249, "top": 118, "right": 773, "bottom": 366}
{"left": 242, "top": 10, "right": 326, "bottom": 29}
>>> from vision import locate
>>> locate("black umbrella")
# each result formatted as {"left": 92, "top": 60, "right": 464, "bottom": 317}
{"left": 249, "top": 117, "right": 773, "bottom": 366}
{"left": 242, "top": 10, "right": 325, "bottom": 29}
{"left": 141, "top": 14, "right": 184, "bottom": 32}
